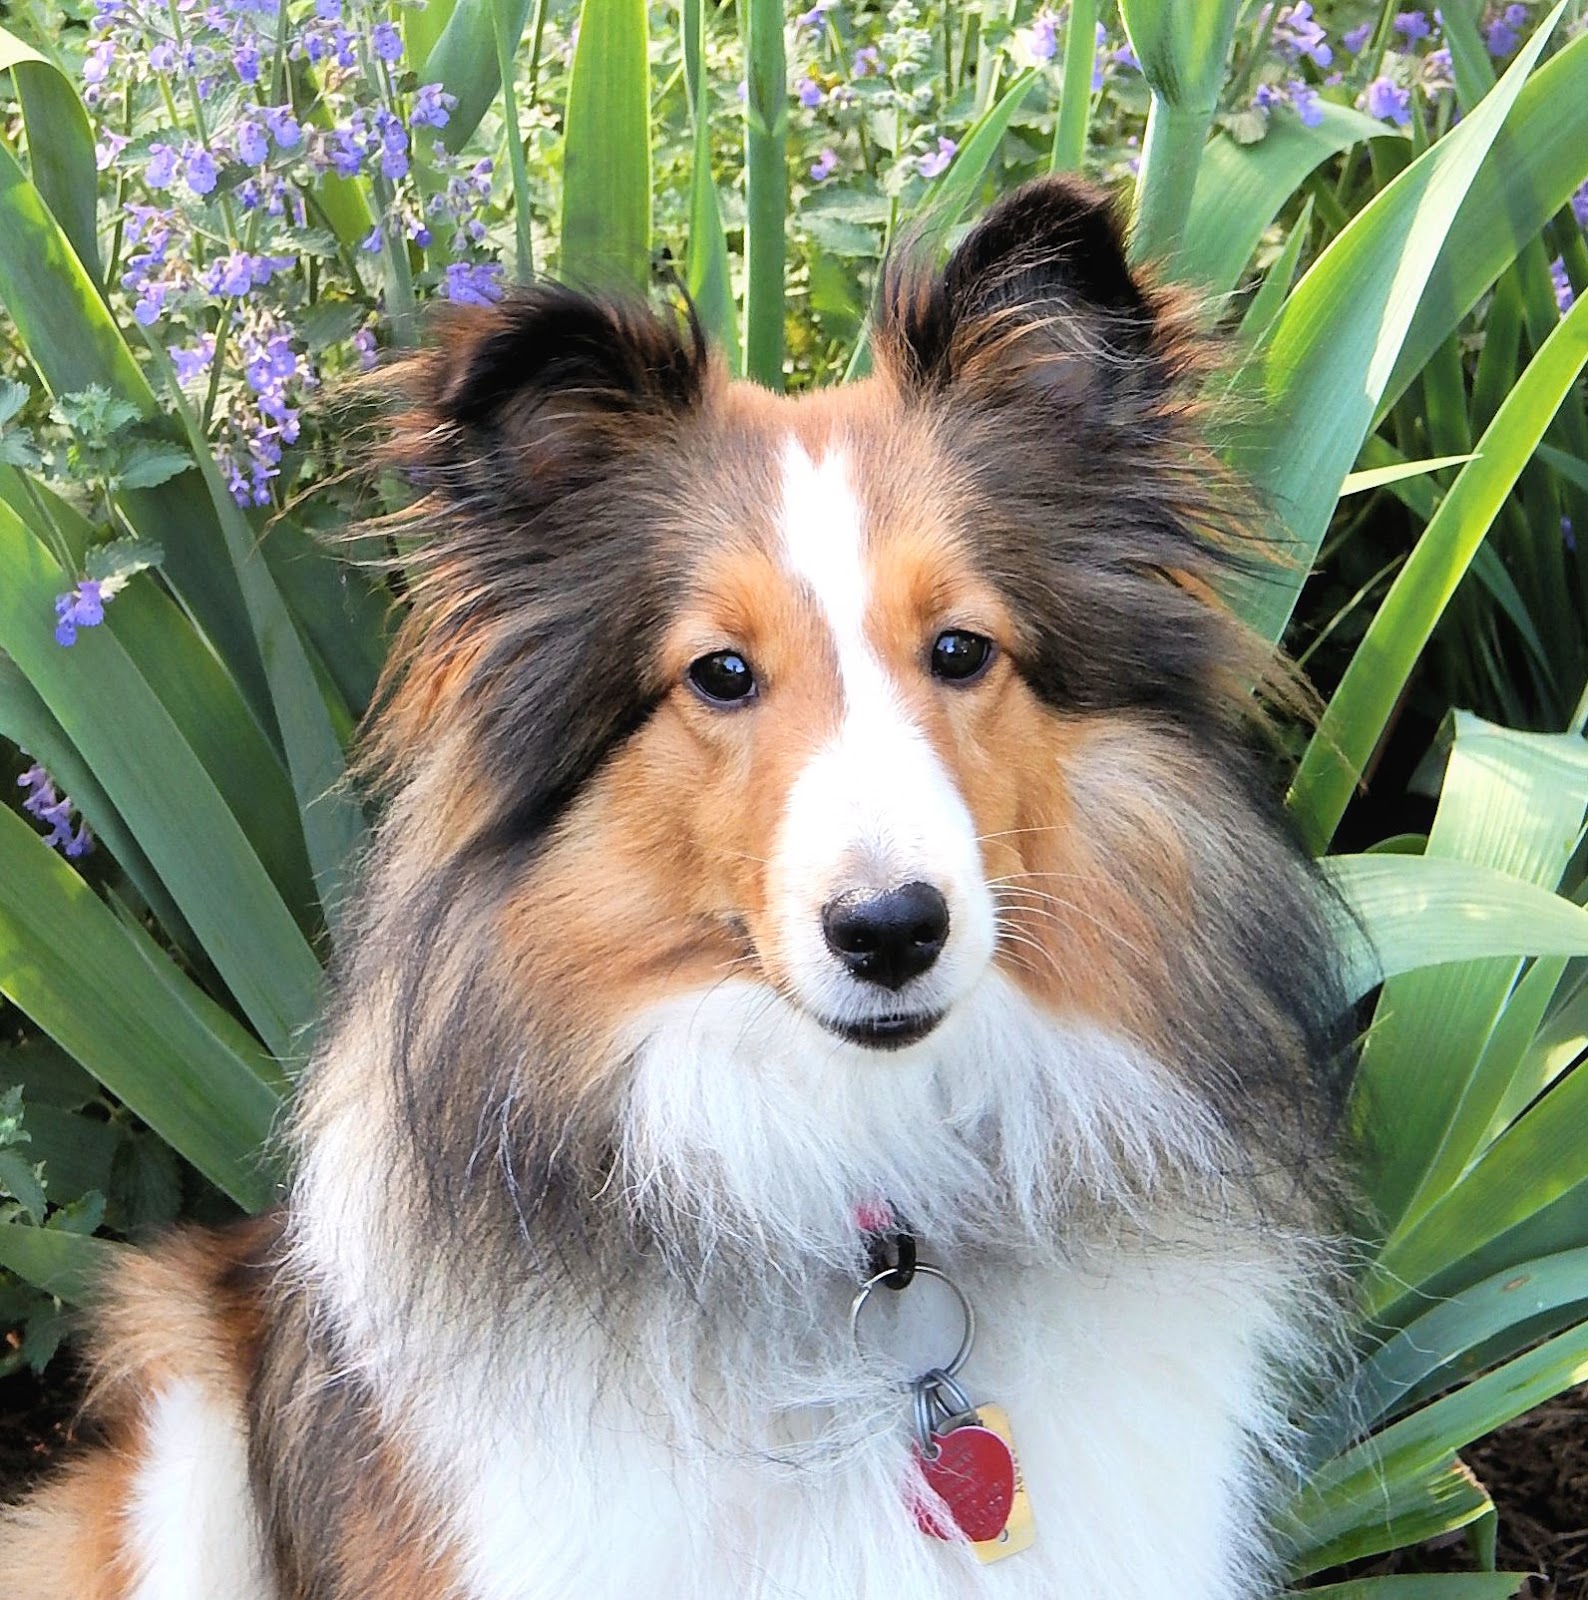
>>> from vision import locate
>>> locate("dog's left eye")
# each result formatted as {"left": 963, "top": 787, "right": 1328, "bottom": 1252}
{"left": 930, "top": 630, "right": 994, "bottom": 684}
{"left": 687, "top": 650, "right": 758, "bottom": 706}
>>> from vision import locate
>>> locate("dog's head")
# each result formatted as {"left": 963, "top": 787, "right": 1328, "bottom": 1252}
{"left": 338, "top": 177, "right": 1344, "bottom": 1276}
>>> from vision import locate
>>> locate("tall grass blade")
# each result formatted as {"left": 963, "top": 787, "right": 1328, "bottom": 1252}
{"left": 0, "top": 806, "right": 282, "bottom": 1211}
{"left": 1289, "top": 289, "right": 1588, "bottom": 853}
{"left": 1224, "top": 7, "right": 1563, "bottom": 645}
{"left": 1118, "top": 0, "right": 1242, "bottom": 268}
{"left": 743, "top": 0, "right": 787, "bottom": 387}
{"left": 0, "top": 27, "right": 100, "bottom": 287}
{"left": 560, "top": 0, "right": 651, "bottom": 291}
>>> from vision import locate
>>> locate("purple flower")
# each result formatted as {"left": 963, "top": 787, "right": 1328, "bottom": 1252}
{"left": 314, "top": 0, "right": 338, "bottom": 17}
{"left": 1254, "top": 82, "right": 1281, "bottom": 110}
{"left": 170, "top": 337, "right": 215, "bottom": 384}
{"left": 1343, "top": 22, "right": 1372, "bottom": 53}
{"left": 233, "top": 42, "right": 260, "bottom": 82}
{"left": 1553, "top": 257, "right": 1575, "bottom": 314}
{"left": 1424, "top": 46, "right": 1454, "bottom": 88}
{"left": 1272, "top": 3, "right": 1333, "bottom": 69}
{"left": 203, "top": 250, "right": 257, "bottom": 296}
{"left": 852, "top": 46, "right": 880, "bottom": 76}
{"left": 53, "top": 580, "right": 106, "bottom": 647}
{"left": 796, "top": 0, "right": 833, "bottom": 29}
{"left": 1091, "top": 20, "right": 1106, "bottom": 90}
{"left": 809, "top": 147, "right": 838, "bottom": 182}
{"left": 441, "top": 261, "right": 504, "bottom": 306}
{"left": 1394, "top": 11, "right": 1431, "bottom": 42}
{"left": 411, "top": 82, "right": 456, "bottom": 129}
{"left": 235, "top": 119, "right": 269, "bottom": 165}
{"left": 917, "top": 137, "right": 956, "bottom": 179}
{"left": 796, "top": 75, "right": 823, "bottom": 108}
{"left": 148, "top": 40, "right": 177, "bottom": 73}
{"left": 96, "top": 131, "right": 130, "bottom": 171}
{"left": 15, "top": 764, "right": 92, "bottom": 857}
{"left": 372, "top": 21, "right": 403, "bottom": 62}
{"left": 133, "top": 284, "right": 167, "bottom": 325}
{"left": 1504, "top": 4, "right": 1529, "bottom": 25}
{"left": 352, "top": 327, "right": 378, "bottom": 371}
{"left": 1363, "top": 75, "right": 1411, "bottom": 124}
{"left": 1027, "top": 13, "right": 1058, "bottom": 62}
{"left": 1113, "top": 42, "right": 1139, "bottom": 71}
{"left": 263, "top": 105, "right": 301, "bottom": 148}
{"left": 83, "top": 40, "right": 115, "bottom": 86}
{"left": 1288, "top": 78, "right": 1324, "bottom": 126}
{"left": 183, "top": 143, "right": 218, "bottom": 196}
{"left": 1572, "top": 181, "right": 1588, "bottom": 229}
{"left": 146, "top": 143, "right": 178, "bottom": 188}
{"left": 1485, "top": 17, "right": 1518, "bottom": 55}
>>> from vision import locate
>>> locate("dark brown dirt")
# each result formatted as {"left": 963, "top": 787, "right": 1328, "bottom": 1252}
{"left": 0, "top": 1355, "right": 83, "bottom": 1506}
{"left": 2, "top": 1346, "right": 1585, "bottom": 1590}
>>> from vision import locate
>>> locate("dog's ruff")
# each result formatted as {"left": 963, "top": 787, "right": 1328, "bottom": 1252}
{"left": 1, "top": 176, "right": 1349, "bottom": 1600}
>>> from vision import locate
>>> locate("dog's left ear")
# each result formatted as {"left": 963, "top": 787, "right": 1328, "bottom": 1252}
{"left": 873, "top": 176, "right": 1178, "bottom": 418}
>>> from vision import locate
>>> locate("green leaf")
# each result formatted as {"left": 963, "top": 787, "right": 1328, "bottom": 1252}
{"left": 0, "top": 376, "right": 29, "bottom": 429}
{"left": 1223, "top": 8, "right": 1564, "bottom": 645}
{"left": 1323, "top": 1248, "right": 1588, "bottom": 1452}
{"left": 83, "top": 536, "right": 164, "bottom": 598}
{"left": 0, "top": 807, "right": 281, "bottom": 1211}
{"left": 1287, "top": 1453, "right": 1494, "bottom": 1575}
{"left": 0, "top": 1219, "right": 122, "bottom": 1303}
{"left": 0, "top": 471, "right": 318, "bottom": 933}
{"left": 0, "top": 1148, "right": 47, "bottom": 1222}
{"left": 1382, "top": 26, "right": 1588, "bottom": 418}
{"left": 1302, "top": 1322, "right": 1588, "bottom": 1538}
{"left": 742, "top": 0, "right": 787, "bottom": 388}
{"left": 147, "top": 342, "right": 368, "bottom": 929}
{"left": 560, "top": 0, "right": 650, "bottom": 293}
{"left": 1350, "top": 718, "right": 1588, "bottom": 1234}
{"left": 114, "top": 443, "right": 193, "bottom": 491}
{"left": 1289, "top": 288, "right": 1588, "bottom": 853}
{"left": 419, "top": 0, "right": 534, "bottom": 152}
{"left": 1372, "top": 1061, "right": 1588, "bottom": 1313}
{"left": 1049, "top": 0, "right": 1097, "bottom": 174}
{"left": 0, "top": 499, "right": 324, "bottom": 1057}
{"left": 1323, "top": 853, "right": 1588, "bottom": 1003}
{"left": 0, "top": 139, "right": 270, "bottom": 720}
{"left": 1339, "top": 454, "right": 1476, "bottom": 497}
{"left": 1120, "top": 0, "right": 1243, "bottom": 268}
{"left": 1181, "top": 104, "right": 1400, "bottom": 294}
{"left": 1300, "top": 1575, "right": 1529, "bottom": 1598}
{"left": 0, "top": 26, "right": 100, "bottom": 288}
{"left": 683, "top": 0, "right": 737, "bottom": 368}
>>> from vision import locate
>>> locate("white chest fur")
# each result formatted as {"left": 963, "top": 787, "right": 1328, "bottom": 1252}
{"left": 395, "top": 1242, "right": 1302, "bottom": 1600}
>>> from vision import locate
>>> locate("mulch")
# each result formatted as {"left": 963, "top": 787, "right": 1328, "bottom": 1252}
{"left": 1, "top": 1348, "right": 1584, "bottom": 1594}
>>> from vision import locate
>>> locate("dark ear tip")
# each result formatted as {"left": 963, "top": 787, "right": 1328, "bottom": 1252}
{"left": 411, "top": 284, "right": 711, "bottom": 433}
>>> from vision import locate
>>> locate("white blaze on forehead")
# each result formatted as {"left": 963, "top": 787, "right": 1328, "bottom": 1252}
{"left": 772, "top": 437, "right": 995, "bottom": 1020}
{"left": 776, "top": 437, "right": 874, "bottom": 693}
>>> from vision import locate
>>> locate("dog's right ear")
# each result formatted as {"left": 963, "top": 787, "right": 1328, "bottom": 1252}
{"left": 388, "top": 285, "right": 711, "bottom": 497}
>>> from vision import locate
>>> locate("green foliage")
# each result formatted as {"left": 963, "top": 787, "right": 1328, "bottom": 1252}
{"left": 0, "top": 0, "right": 1585, "bottom": 1589}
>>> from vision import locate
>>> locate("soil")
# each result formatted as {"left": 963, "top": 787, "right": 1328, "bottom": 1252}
{"left": 1, "top": 1354, "right": 1584, "bottom": 1594}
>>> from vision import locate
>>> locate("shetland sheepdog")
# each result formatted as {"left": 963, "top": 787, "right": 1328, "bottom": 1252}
{"left": 2, "top": 176, "right": 1349, "bottom": 1599}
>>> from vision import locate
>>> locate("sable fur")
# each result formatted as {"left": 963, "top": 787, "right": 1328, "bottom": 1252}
{"left": 2, "top": 176, "right": 1352, "bottom": 1600}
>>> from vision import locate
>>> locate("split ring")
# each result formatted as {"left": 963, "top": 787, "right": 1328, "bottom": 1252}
{"left": 848, "top": 1263, "right": 976, "bottom": 1382}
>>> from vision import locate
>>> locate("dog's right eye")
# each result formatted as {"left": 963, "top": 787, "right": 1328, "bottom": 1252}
{"left": 687, "top": 651, "right": 758, "bottom": 707}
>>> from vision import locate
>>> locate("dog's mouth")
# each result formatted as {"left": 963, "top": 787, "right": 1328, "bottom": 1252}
{"left": 820, "top": 1011, "right": 945, "bottom": 1051}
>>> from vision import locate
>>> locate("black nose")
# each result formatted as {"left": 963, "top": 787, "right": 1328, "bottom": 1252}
{"left": 821, "top": 882, "right": 950, "bottom": 991}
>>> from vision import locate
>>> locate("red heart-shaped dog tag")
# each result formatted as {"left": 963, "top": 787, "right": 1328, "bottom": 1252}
{"left": 913, "top": 1424, "right": 1016, "bottom": 1544}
